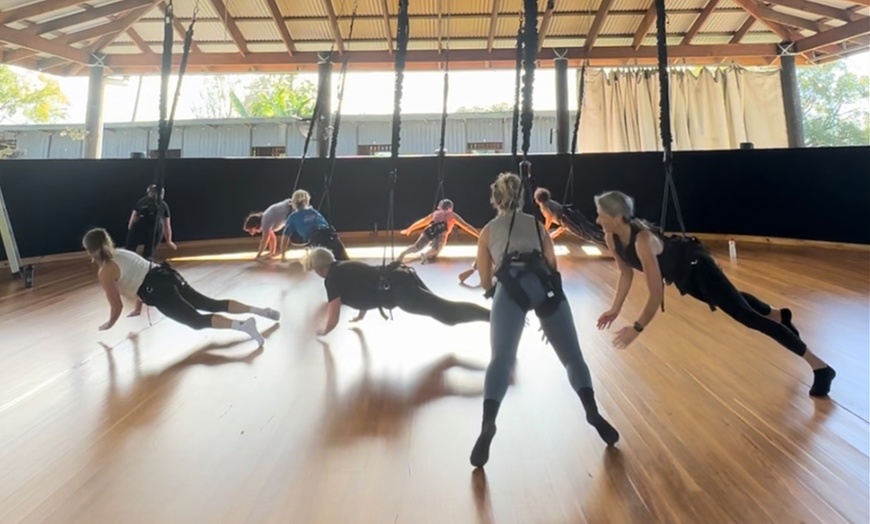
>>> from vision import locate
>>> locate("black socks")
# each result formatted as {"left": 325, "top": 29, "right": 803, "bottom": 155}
{"left": 810, "top": 366, "right": 836, "bottom": 397}
{"left": 470, "top": 399, "right": 500, "bottom": 468}
{"left": 579, "top": 388, "right": 620, "bottom": 446}
{"left": 781, "top": 308, "right": 800, "bottom": 337}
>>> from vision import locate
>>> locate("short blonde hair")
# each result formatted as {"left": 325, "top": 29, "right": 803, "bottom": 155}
{"left": 304, "top": 247, "right": 335, "bottom": 272}
{"left": 291, "top": 189, "right": 311, "bottom": 211}
{"left": 490, "top": 172, "right": 523, "bottom": 211}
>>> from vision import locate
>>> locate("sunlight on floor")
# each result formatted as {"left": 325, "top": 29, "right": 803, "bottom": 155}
{"left": 168, "top": 243, "right": 591, "bottom": 263}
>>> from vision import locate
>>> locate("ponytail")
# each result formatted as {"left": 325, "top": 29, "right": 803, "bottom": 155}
{"left": 82, "top": 228, "right": 115, "bottom": 263}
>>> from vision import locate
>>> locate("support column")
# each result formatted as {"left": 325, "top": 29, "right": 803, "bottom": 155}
{"left": 554, "top": 57, "right": 569, "bottom": 154}
{"left": 316, "top": 59, "right": 333, "bottom": 159}
{"left": 779, "top": 48, "right": 805, "bottom": 148}
{"left": 84, "top": 57, "right": 106, "bottom": 159}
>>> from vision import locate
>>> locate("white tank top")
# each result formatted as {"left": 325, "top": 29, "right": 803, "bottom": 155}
{"left": 486, "top": 211, "right": 543, "bottom": 261}
{"left": 113, "top": 249, "right": 153, "bottom": 298}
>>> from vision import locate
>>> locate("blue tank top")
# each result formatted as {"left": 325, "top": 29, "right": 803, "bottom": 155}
{"left": 284, "top": 207, "right": 330, "bottom": 242}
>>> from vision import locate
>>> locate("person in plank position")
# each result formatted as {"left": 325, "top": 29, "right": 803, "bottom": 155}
{"left": 594, "top": 190, "right": 836, "bottom": 397}
{"left": 305, "top": 247, "right": 490, "bottom": 336}
{"left": 243, "top": 198, "right": 292, "bottom": 260}
{"left": 469, "top": 172, "right": 619, "bottom": 469}
{"left": 398, "top": 199, "right": 480, "bottom": 264}
{"left": 84, "top": 228, "right": 278, "bottom": 346}
{"left": 125, "top": 184, "right": 176, "bottom": 260}
{"left": 534, "top": 187, "right": 606, "bottom": 247}
{"left": 281, "top": 190, "right": 349, "bottom": 262}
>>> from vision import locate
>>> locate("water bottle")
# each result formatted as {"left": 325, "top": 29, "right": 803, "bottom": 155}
{"left": 728, "top": 239, "right": 737, "bottom": 260}
{"left": 23, "top": 265, "right": 33, "bottom": 289}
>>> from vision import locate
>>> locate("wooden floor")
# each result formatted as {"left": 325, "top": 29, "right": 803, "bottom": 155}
{"left": 0, "top": 243, "right": 867, "bottom": 524}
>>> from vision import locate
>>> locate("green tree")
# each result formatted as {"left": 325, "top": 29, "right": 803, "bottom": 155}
{"left": 798, "top": 60, "right": 869, "bottom": 147}
{"left": 0, "top": 65, "right": 68, "bottom": 124}
{"left": 457, "top": 102, "right": 513, "bottom": 113}
{"left": 244, "top": 75, "right": 317, "bottom": 118}
{"left": 191, "top": 75, "right": 245, "bottom": 119}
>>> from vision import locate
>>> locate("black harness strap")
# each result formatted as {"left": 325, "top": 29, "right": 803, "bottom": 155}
{"left": 149, "top": 1, "right": 196, "bottom": 258}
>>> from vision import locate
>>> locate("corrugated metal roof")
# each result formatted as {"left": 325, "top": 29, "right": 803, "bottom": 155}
{"left": 228, "top": 0, "right": 272, "bottom": 18}
{"left": 237, "top": 20, "right": 283, "bottom": 41}
{"left": 495, "top": 13, "right": 524, "bottom": 37}
{"left": 547, "top": 14, "right": 593, "bottom": 37}
{"left": 104, "top": 43, "right": 140, "bottom": 54}
{"left": 345, "top": 40, "right": 387, "bottom": 51}
{"left": 545, "top": 36, "right": 585, "bottom": 47}
{"left": 276, "top": 0, "right": 324, "bottom": 17}
{"left": 741, "top": 32, "right": 781, "bottom": 43}
{"left": 0, "top": 0, "right": 35, "bottom": 10}
{"left": 344, "top": 0, "right": 387, "bottom": 17}
{"left": 191, "top": 21, "right": 236, "bottom": 42}
{"left": 174, "top": 0, "right": 219, "bottom": 19}
{"left": 611, "top": 0, "right": 651, "bottom": 12}
{"left": 704, "top": 12, "right": 749, "bottom": 33}
{"left": 285, "top": 20, "right": 334, "bottom": 40}
{"left": 450, "top": 16, "right": 491, "bottom": 37}
{"left": 602, "top": 14, "right": 644, "bottom": 35}
{"left": 692, "top": 34, "right": 732, "bottom": 44}
{"left": 129, "top": 20, "right": 167, "bottom": 41}
{"left": 662, "top": 13, "right": 700, "bottom": 34}
{"left": 344, "top": 19, "right": 383, "bottom": 39}
{"left": 595, "top": 36, "right": 634, "bottom": 46}
{"left": 555, "top": 0, "right": 599, "bottom": 11}
{"left": 197, "top": 42, "right": 243, "bottom": 52}
{"left": 772, "top": 5, "right": 825, "bottom": 23}
{"left": 247, "top": 41, "right": 291, "bottom": 52}
{"left": 27, "top": 6, "right": 87, "bottom": 25}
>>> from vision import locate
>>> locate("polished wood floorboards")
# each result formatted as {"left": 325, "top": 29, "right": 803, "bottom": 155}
{"left": 0, "top": 244, "right": 867, "bottom": 523}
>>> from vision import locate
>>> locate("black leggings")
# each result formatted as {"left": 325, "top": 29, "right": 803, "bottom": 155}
{"left": 125, "top": 221, "right": 162, "bottom": 260}
{"left": 389, "top": 270, "right": 490, "bottom": 325}
{"left": 138, "top": 267, "right": 231, "bottom": 330}
{"left": 311, "top": 228, "right": 349, "bottom": 261}
{"left": 687, "top": 257, "right": 806, "bottom": 356}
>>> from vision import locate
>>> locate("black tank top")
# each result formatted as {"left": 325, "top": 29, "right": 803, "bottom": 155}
{"left": 612, "top": 223, "right": 700, "bottom": 285}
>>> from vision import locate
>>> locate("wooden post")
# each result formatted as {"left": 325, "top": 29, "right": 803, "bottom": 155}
{"left": 779, "top": 46, "right": 805, "bottom": 148}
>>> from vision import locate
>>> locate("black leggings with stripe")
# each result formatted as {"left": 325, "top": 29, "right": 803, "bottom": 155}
{"left": 137, "top": 266, "right": 230, "bottom": 330}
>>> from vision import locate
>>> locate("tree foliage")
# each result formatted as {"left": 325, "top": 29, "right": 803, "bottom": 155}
{"left": 0, "top": 65, "right": 68, "bottom": 125}
{"left": 798, "top": 60, "right": 869, "bottom": 147}
{"left": 192, "top": 74, "right": 317, "bottom": 119}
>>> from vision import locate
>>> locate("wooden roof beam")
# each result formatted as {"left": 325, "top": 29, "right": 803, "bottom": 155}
{"left": 0, "top": 24, "right": 91, "bottom": 63}
{"left": 730, "top": 0, "right": 803, "bottom": 41}
{"left": 764, "top": 0, "right": 864, "bottom": 23}
{"left": 380, "top": 0, "right": 392, "bottom": 53}
{"left": 33, "top": 0, "right": 153, "bottom": 36}
{"left": 730, "top": 16, "right": 756, "bottom": 43}
{"left": 538, "top": 0, "right": 555, "bottom": 53}
{"left": 207, "top": 0, "right": 249, "bottom": 56}
{"left": 88, "top": 2, "right": 158, "bottom": 52}
{"left": 794, "top": 17, "right": 870, "bottom": 51}
{"left": 320, "top": 0, "right": 345, "bottom": 54}
{"left": 264, "top": 0, "right": 296, "bottom": 55}
{"left": 755, "top": 4, "right": 825, "bottom": 32}
{"left": 127, "top": 28, "right": 153, "bottom": 54}
{"left": 0, "top": 0, "right": 86, "bottom": 24}
{"left": 586, "top": 0, "right": 617, "bottom": 51}
{"left": 632, "top": 3, "right": 657, "bottom": 50}
{"left": 158, "top": 1, "right": 201, "bottom": 53}
{"left": 487, "top": 0, "right": 501, "bottom": 52}
{"left": 683, "top": 0, "right": 720, "bottom": 45}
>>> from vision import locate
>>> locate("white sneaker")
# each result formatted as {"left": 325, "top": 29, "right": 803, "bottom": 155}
{"left": 236, "top": 317, "right": 265, "bottom": 346}
{"left": 262, "top": 307, "right": 281, "bottom": 321}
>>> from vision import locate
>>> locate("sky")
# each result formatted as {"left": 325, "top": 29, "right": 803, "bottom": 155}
{"left": 5, "top": 51, "right": 870, "bottom": 125}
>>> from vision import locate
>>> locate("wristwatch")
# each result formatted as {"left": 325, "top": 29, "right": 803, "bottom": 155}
{"left": 633, "top": 321, "right": 644, "bottom": 332}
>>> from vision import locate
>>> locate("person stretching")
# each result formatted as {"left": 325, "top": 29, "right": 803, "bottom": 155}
{"left": 593, "top": 190, "right": 836, "bottom": 397}
{"left": 469, "top": 172, "right": 619, "bottom": 469}
{"left": 281, "top": 190, "right": 349, "bottom": 262}
{"left": 305, "top": 247, "right": 490, "bottom": 336}
{"left": 243, "top": 198, "right": 292, "bottom": 260}
{"left": 398, "top": 199, "right": 480, "bottom": 264}
{"left": 84, "top": 228, "right": 278, "bottom": 346}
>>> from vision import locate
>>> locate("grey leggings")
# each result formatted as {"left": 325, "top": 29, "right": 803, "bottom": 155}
{"left": 485, "top": 269, "right": 593, "bottom": 401}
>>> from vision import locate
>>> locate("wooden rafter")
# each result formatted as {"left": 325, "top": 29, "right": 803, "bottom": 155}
{"left": 320, "top": 0, "right": 345, "bottom": 54}
{"left": 88, "top": 2, "right": 158, "bottom": 53}
{"left": 633, "top": 3, "right": 657, "bottom": 50}
{"left": 683, "top": 0, "right": 720, "bottom": 45}
{"left": 380, "top": 0, "right": 392, "bottom": 53}
{"left": 730, "top": 0, "right": 803, "bottom": 41}
{"left": 538, "top": 0, "right": 555, "bottom": 53}
{"left": 795, "top": 18, "right": 870, "bottom": 51}
{"left": 755, "top": 4, "right": 825, "bottom": 32}
{"left": 158, "top": 1, "right": 201, "bottom": 53}
{"left": 0, "top": 24, "right": 91, "bottom": 63}
{"left": 33, "top": 0, "right": 153, "bottom": 36}
{"left": 0, "top": 0, "right": 86, "bottom": 24}
{"left": 127, "top": 28, "right": 153, "bottom": 54}
{"left": 730, "top": 16, "right": 756, "bottom": 43}
{"left": 586, "top": 0, "right": 617, "bottom": 51}
{"left": 764, "top": 0, "right": 864, "bottom": 23}
{"left": 264, "top": 0, "right": 296, "bottom": 55}
{"left": 487, "top": 0, "right": 501, "bottom": 52}
{"left": 208, "top": 0, "right": 249, "bottom": 56}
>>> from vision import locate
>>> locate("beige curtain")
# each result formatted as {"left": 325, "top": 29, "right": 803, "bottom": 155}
{"left": 578, "top": 66, "right": 788, "bottom": 153}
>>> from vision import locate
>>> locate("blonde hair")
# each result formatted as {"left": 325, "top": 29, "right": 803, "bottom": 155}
{"left": 82, "top": 228, "right": 115, "bottom": 263}
{"left": 490, "top": 172, "right": 523, "bottom": 211}
{"left": 594, "top": 191, "right": 657, "bottom": 231}
{"left": 304, "top": 247, "right": 335, "bottom": 272}
{"left": 291, "top": 189, "right": 311, "bottom": 211}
